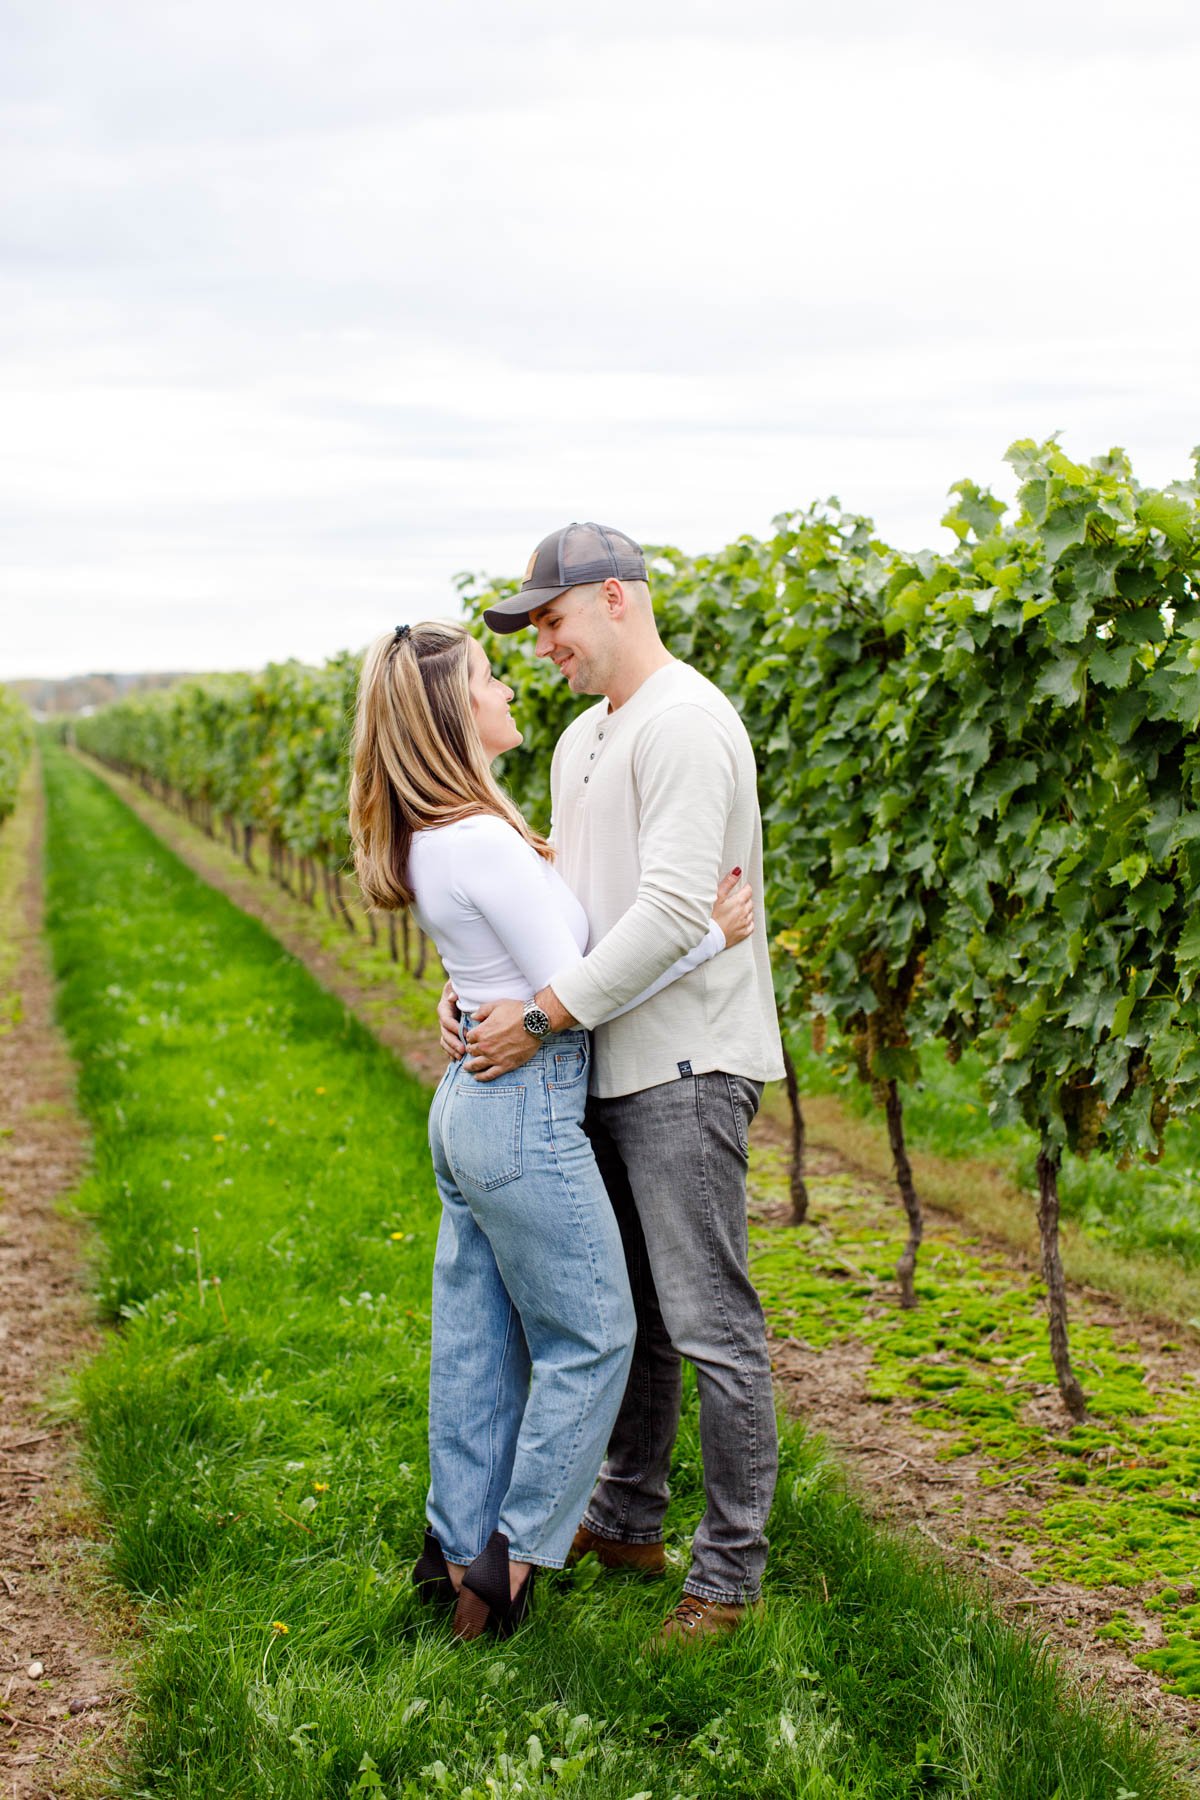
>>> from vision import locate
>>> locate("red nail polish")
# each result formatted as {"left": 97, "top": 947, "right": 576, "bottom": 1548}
{"left": 732, "top": 866, "right": 742, "bottom": 877}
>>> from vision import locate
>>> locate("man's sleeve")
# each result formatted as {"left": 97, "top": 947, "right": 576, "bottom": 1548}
{"left": 549, "top": 704, "right": 736, "bottom": 1028}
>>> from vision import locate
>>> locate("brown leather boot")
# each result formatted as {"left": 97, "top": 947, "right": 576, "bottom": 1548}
{"left": 647, "top": 1593, "right": 764, "bottom": 1650}
{"left": 451, "top": 1530, "right": 536, "bottom": 1641}
{"left": 566, "top": 1524, "right": 666, "bottom": 1576}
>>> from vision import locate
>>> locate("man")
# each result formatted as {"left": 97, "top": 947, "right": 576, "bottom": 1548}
{"left": 438, "top": 521, "right": 784, "bottom": 1643}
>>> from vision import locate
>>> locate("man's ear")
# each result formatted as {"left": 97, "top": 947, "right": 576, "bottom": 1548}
{"left": 601, "top": 578, "right": 628, "bottom": 619}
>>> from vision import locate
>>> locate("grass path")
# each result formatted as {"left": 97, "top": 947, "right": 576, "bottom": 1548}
{"left": 40, "top": 749, "right": 1193, "bottom": 1798}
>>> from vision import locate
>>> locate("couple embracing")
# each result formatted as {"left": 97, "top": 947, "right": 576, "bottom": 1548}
{"left": 350, "top": 522, "right": 784, "bottom": 1649}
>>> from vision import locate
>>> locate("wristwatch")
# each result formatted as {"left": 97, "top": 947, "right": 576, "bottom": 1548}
{"left": 522, "top": 1002, "right": 552, "bottom": 1039}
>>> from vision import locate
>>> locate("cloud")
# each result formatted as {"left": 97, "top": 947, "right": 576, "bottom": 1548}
{"left": 3, "top": 1, "right": 1199, "bottom": 677}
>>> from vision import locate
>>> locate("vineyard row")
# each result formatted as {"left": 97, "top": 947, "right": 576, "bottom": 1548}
{"left": 74, "top": 439, "right": 1200, "bottom": 1417}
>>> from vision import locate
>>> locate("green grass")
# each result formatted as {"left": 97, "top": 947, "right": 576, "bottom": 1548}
{"left": 787, "top": 1032, "right": 1200, "bottom": 1272}
{"left": 749, "top": 1162, "right": 1200, "bottom": 1698}
{"left": 41, "top": 744, "right": 1187, "bottom": 1799}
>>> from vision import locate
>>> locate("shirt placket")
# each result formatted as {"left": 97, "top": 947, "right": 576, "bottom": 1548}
{"left": 577, "top": 715, "right": 610, "bottom": 803}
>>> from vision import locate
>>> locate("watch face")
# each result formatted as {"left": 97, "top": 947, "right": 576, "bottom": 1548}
{"left": 524, "top": 1005, "right": 552, "bottom": 1038}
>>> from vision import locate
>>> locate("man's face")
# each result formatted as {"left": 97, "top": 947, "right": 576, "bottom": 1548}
{"left": 529, "top": 584, "right": 609, "bottom": 694}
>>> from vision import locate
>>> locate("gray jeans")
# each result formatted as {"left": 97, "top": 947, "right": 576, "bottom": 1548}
{"left": 581, "top": 1072, "right": 777, "bottom": 1603}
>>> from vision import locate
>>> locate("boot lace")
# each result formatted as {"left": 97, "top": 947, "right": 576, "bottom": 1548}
{"left": 667, "top": 1595, "right": 712, "bottom": 1632}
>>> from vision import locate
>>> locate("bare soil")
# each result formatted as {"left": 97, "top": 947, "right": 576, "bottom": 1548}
{"left": 80, "top": 756, "right": 1200, "bottom": 1773}
{"left": 0, "top": 780, "right": 128, "bottom": 1798}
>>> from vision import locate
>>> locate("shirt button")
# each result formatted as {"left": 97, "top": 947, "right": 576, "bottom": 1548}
{"left": 584, "top": 776, "right": 589, "bottom": 783}
{"left": 589, "top": 752, "right": 595, "bottom": 759}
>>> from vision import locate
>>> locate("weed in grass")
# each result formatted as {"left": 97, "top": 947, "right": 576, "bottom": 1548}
{"left": 40, "top": 746, "right": 1185, "bottom": 1799}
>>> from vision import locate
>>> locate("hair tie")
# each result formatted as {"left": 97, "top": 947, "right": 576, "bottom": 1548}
{"left": 394, "top": 623, "right": 411, "bottom": 643}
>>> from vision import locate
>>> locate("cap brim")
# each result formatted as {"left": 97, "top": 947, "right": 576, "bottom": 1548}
{"left": 481, "top": 583, "right": 571, "bottom": 634}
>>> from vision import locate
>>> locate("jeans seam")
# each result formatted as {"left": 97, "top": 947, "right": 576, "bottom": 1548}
{"left": 626, "top": 1217, "right": 657, "bottom": 1538}
{"left": 594, "top": 1130, "right": 654, "bottom": 1542}
{"left": 692, "top": 1076, "right": 762, "bottom": 1587}
{"left": 535, "top": 1098, "right": 605, "bottom": 1533}
{"left": 477, "top": 1300, "right": 520, "bottom": 1558}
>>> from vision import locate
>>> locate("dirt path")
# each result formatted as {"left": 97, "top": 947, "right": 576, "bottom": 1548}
{"left": 0, "top": 773, "right": 126, "bottom": 1798}
{"left": 78, "top": 755, "right": 1200, "bottom": 1766}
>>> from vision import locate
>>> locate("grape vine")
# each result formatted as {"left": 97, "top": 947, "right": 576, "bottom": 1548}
{"left": 77, "top": 438, "right": 1200, "bottom": 1415}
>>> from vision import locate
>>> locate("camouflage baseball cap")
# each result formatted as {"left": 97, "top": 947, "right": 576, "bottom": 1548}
{"left": 482, "top": 522, "right": 648, "bottom": 634}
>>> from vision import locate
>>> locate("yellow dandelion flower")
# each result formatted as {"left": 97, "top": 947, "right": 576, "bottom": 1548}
{"left": 266, "top": 1117, "right": 276, "bottom": 1127}
{"left": 313, "top": 1481, "right": 328, "bottom": 1493}
{"left": 315, "top": 1085, "right": 326, "bottom": 1095}
{"left": 271, "top": 1621, "right": 288, "bottom": 1634}
{"left": 212, "top": 1133, "right": 226, "bottom": 1143}
{"left": 389, "top": 1230, "right": 405, "bottom": 1240}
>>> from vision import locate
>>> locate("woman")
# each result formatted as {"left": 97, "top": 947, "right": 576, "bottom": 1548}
{"left": 349, "top": 621, "right": 752, "bottom": 1639}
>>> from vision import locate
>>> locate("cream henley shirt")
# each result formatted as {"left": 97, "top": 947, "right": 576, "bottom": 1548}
{"left": 549, "top": 660, "right": 785, "bottom": 1099}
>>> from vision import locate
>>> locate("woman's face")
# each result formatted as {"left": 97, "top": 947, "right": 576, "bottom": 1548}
{"left": 467, "top": 639, "right": 522, "bottom": 761}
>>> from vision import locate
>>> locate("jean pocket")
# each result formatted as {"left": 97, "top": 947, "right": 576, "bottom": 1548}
{"left": 550, "top": 1042, "right": 588, "bottom": 1089}
{"left": 724, "top": 1074, "right": 762, "bottom": 1158}
{"left": 447, "top": 1084, "right": 525, "bottom": 1191}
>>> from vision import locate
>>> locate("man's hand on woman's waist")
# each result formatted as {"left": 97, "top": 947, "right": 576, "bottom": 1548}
{"left": 464, "top": 987, "right": 577, "bottom": 1082}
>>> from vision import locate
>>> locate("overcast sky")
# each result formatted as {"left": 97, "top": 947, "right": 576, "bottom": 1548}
{"left": 4, "top": 0, "right": 1199, "bottom": 680}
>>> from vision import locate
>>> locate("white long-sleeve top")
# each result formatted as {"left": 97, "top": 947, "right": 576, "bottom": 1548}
{"left": 407, "top": 813, "right": 724, "bottom": 1021}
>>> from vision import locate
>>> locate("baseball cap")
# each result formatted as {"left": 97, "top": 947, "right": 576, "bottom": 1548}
{"left": 482, "top": 522, "right": 648, "bottom": 634}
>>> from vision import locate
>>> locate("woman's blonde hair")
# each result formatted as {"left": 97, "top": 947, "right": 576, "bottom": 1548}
{"left": 349, "top": 621, "right": 551, "bottom": 910}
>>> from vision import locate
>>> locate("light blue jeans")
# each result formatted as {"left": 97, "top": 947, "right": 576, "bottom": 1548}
{"left": 425, "top": 1027, "right": 635, "bottom": 1569}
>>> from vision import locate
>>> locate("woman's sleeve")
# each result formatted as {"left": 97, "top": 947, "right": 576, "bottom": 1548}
{"left": 453, "top": 815, "right": 726, "bottom": 1024}
{"left": 453, "top": 818, "right": 586, "bottom": 995}
{"left": 598, "top": 920, "right": 726, "bottom": 1024}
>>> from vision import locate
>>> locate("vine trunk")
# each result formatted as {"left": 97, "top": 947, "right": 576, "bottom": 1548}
{"left": 1036, "top": 1140, "right": 1088, "bottom": 1420}
{"left": 781, "top": 1044, "right": 809, "bottom": 1224}
{"left": 885, "top": 1080, "right": 922, "bottom": 1308}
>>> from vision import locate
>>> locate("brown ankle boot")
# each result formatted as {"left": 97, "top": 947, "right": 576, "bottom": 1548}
{"left": 648, "top": 1593, "right": 764, "bottom": 1650}
{"left": 451, "top": 1530, "right": 536, "bottom": 1641}
{"left": 566, "top": 1525, "right": 666, "bottom": 1576}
